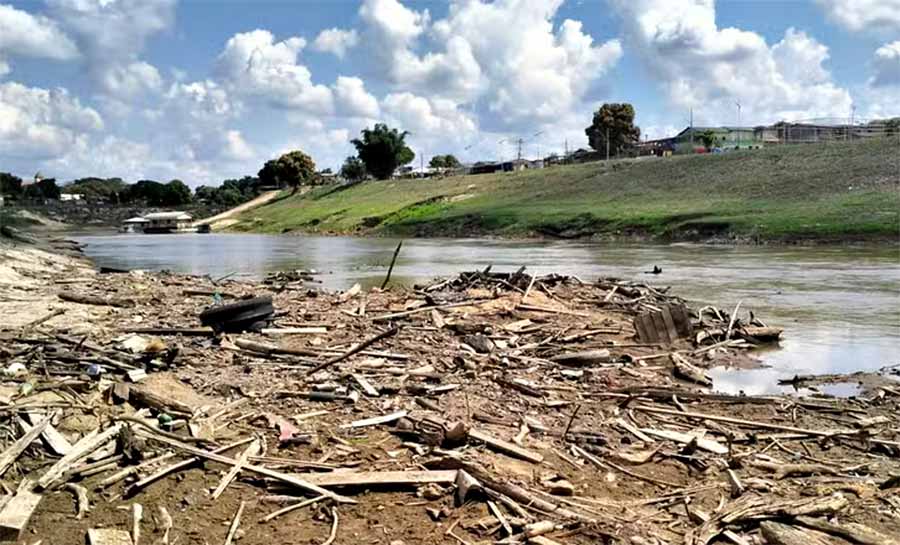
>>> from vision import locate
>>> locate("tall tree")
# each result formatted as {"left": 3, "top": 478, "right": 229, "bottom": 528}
{"left": 162, "top": 179, "right": 192, "bottom": 206}
{"left": 0, "top": 173, "right": 23, "bottom": 197}
{"left": 429, "top": 154, "right": 461, "bottom": 169}
{"left": 258, "top": 150, "right": 316, "bottom": 194}
{"left": 339, "top": 156, "right": 367, "bottom": 183}
{"left": 351, "top": 124, "right": 414, "bottom": 180}
{"left": 23, "top": 178, "right": 60, "bottom": 201}
{"left": 585, "top": 103, "right": 641, "bottom": 157}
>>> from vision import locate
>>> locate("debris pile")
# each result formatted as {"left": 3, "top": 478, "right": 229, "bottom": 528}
{"left": 0, "top": 248, "right": 898, "bottom": 545}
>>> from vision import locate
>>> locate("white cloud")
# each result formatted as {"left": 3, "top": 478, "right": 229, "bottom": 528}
{"left": 0, "top": 81, "right": 102, "bottom": 160}
{"left": 0, "top": 4, "right": 78, "bottom": 76}
{"left": 870, "top": 41, "right": 900, "bottom": 87}
{"left": 383, "top": 92, "right": 476, "bottom": 136}
{"left": 215, "top": 29, "right": 333, "bottom": 114}
{"left": 47, "top": 0, "right": 175, "bottom": 101}
{"left": 165, "top": 79, "right": 239, "bottom": 123}
{"left": 312, "top": 28, "right": 359, "bottom": 58}
{"left": 99, "top": 61, "right": 163, "bottom": 98}
{"left": 332, "top": 76, "right": 380, "bottom": 118}
{"left": 359, "top": 0, "right": 621, "bottom": 126}
{"left": 612, "top": 0, "right": 852, "bottom": 124}
{"left": 222, "top": 130, "right": 255, "bottom": 161}
{"left": 816, "top": 0, "right": 900, "bottom": 34}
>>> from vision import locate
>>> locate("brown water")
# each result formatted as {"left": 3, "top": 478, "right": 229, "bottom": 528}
{"left": 74, "top": 233, "right": 900, "bottom": 395}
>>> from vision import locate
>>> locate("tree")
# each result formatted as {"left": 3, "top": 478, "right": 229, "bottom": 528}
{"left": 23, "top": 178, "right": 60, "bottom": 201}
{"left": 0, "top": 173, "right": 23, "bottom": 197}
{"left": 885, "top": 118, "right": 900, "bottom": 136}
{"left": 351, "top": 123, "right": 415, "bottom": 180}
{"left": 258, "top": 150, "right": 316, "bottom": 194}
{"left": 124, "top": 180, "right": 166, "bottom": 205}
{"left": 429, "top": 154, "right": 461, "bottom": 169}
{"left": 66, "top": 177, "right": 128, "bottom": 202}
{"left": 697, "top": 130, "right": 718, "bottom": 151}
{"left": 161, "top": 179, "right": 192, "bottom": 206}
{"left": 585, "top": 103, "right": 641, "bottom": 157}
{"left": 339, "top": 156, "right": 367, "bottom": 183}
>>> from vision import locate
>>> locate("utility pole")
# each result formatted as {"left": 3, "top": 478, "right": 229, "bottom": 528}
{"left": 735, "top": 101, "right": 741, "bottom": 148}
{"left": 420, "top": 152, "right": 424, "bottom": 177}
{"left": 516, "top": 138, "right": 524, "bottom": 161}
{"left": 690, "top": 108, "right": 694, "bottom": 151}
{"left": 849, "top": 104, "right": 856, "bottom": 141}
{"left": 605, "top": 126, "right": 610, "bottom": 162}
{"left": 564, "top": 139, "right": 568, "bottom": 163}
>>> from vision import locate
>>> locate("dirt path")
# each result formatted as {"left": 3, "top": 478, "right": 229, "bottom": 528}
{"left": 194, "top": 190, "right": 280, "bottom": 230}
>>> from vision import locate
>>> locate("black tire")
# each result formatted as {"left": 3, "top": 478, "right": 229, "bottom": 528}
{"left": 199, "top": 296, "right": 274, "bottom": 332}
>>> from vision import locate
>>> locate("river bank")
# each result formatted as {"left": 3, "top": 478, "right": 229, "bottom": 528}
{"left": 227, "top": 138, "right": 899, "bottom": 244}
{"left": 1, "top": 232, "right": 900, "bottom": 544}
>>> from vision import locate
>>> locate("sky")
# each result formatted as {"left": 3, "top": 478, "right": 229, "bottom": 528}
{"left": 0, "top": 0, "right": 898, "bottom": 186}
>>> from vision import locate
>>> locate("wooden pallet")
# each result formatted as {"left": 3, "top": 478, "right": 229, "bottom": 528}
{"left": 633, "top": 304, "right": 692, "bottom": 344}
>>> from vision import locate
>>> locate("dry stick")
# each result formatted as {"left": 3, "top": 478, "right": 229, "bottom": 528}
{"left": 223, "top": 501, "right": 245, "bottom": 545}
{"left": 21, "top": 309, "right": 65, "bottom": 330}
{"left": 128, "top": 438, "right": 254, "bottom": 493}
{"left": 322, "top": 507, "right": 339, "bottom": 545}
{"left": 261, "top": 495, "right": 326, "bottom": 523}
{"left": 134, "top": 430, "right": 355, "bottom": 504}
{"left": 158, "top": 506, "right": 173, "bottom": 545}
{"left": 211, "top": 439, "right": 260, "bottom": 500}
{"left": 0, "top": 413, "right": 54, "bottom": 477}
{"left": 306, "top": 326, "right": 399, "bottom": 375}
{"left": 725, "top": 300, "right": 743, "bottom": 340}
{"left": 522, "top": 274, "right": 537, "bottom": 302}
{"left": 380, "top": 240, "right": 403, "bottom": 290}
{"left": 562, "top": 403, "right": 582, "bottom": 442}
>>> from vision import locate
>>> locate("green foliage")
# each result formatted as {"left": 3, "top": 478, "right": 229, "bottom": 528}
{"left": 66, "top": 177, "right": 128, "bottom": 202}
{"left": 697, "top": 130, "right": 718, "bottom": 150}
{"left": 162, "top": 179, "right": 192, "bottom": 206}
{"left": 195, "top": 177, "right": 259, "bottom": 206}
{"left": 339, "top": 156, "right": 367, "bottom": 183}
{"left": 429, "top": 155, "right": 461, "bottom": 169}
{"left": 23, "top": 178, "right": 61, "bottom": 201}
{"left": 585, "top": 103, "right": 641, "bottom": 155}
{"left": 351, "top": 123, "right": 415, "bottom": 180}
{"left": 258, "top": 150, "right": 316, "bottom": 193}
{"left": 885, "top": 118, "right": 900, "bottom": 136}
{"left": 0, "top": 172, "right": 23, "bottom": 197}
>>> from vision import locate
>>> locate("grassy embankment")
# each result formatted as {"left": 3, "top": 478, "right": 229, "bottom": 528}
{"left": 230, "top": 137, "right": 899, "bottom": 241}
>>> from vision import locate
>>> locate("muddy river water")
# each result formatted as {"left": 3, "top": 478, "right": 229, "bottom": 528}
{"left": 74, "top": 233, "right": 900, "bottom": 396}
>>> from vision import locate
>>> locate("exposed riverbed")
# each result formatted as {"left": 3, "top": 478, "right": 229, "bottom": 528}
{"left": 73, "top": 233, "right": 900, "bottom": 395}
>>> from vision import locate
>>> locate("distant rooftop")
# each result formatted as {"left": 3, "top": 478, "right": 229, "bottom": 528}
{"left": 143, "top": 212, "right": 192, "bottom": 220}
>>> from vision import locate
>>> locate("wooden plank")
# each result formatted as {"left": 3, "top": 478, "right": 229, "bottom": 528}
{"left": 660, "top": 307, "right": 680, "bottom": 344}
{"left": 301, "top": 470, "right": 458, "bottom": 487}
{"left": 468, "top": 429, "right": 544, "bottom": 463}
{"left": 0, "top": 489, "right": 42, "bottom": 542}
{"left": 639, "top": 427, "right": 728, "bottom": 454}
{"left": 211, "top": 439, "right": 260, "bottom": 500}
{"left": 638, "top": 314, "right": 658, "bottom": 343}
{"left": 340, "top": 410, "right": 407, "bottom": 429}
{"left": 0, "top": 414, "right": 53, "bottom": 477}
{"left": 24, "top": 412, "right": 72, "bottom": 455}
{"left": 87, "top": 528, "right": 134, "bottom": 545}
{"left": 649, "top": 311, "right": 671, "bottom": 344}
{"left": 670, "top": 304, "right": 693, "bottom": 338}
{"left": 37, "top": 423, "right": 123, "bottom": 489}
{"left": 351, "top": 374, "right": 380, "bottom": 397}
{"left": 261, "top": 327, "right": 327, "bottom": 335}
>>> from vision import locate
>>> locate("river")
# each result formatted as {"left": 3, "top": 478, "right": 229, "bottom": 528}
{"left": 73, "top": 233, "right": 900, "bottom": 396}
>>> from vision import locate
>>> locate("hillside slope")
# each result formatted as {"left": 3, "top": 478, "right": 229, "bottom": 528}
{"left": 230, "top": 138, "right": 899, "bottom": 242}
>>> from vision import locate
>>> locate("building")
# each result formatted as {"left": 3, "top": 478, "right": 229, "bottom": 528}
{"left": 672, "top": 126, "right": 761, "bottom": 153}
{"left": 142, "top": 211, "right": 193, "bottom": 233}
{"left": 60, "top": 193, "right": 84, "bottom": 202}
{"left": 121, "top": 217, "right": 150, "bottom": 233}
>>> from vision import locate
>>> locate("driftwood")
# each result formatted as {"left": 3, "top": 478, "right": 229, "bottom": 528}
{"left": 794, "top": 516, "right": 900, "bottom": 545}
{"left": 301, "top": 470, "right": 458, "bottom": 487}
{"left": 58, "top": 291, "right": 133, "bottom": 307}
{"left": 468, "top": 429, "right": 544, "bottom": 463}
{"left": 223, "top": 501, "right": 245, "bottom": 545}
{"left": 306, "top": 327, "right": 399, "bottom": 375}
{"left": 671, "top": 353, "right": 712, "bottom": 386}
{"left": 0, "top": 414, "right": 53, "bottom": 477}
{"left": 0, "top": 489, "right": 42, "bottom": 542}
{"left": 759, "top": 521, "right": 844, "bottom": 545}
{"left": 211, "top": 439, "right": 260, "bottom": 500}
{"left": 37, "top": 423, "right": 123, "bottom": 489}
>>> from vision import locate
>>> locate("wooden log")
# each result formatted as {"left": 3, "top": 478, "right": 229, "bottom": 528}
{"left": 122, "top": 327, "right": 215, "bottom": 337}
{"left": 468, "top": 429, "right": 544, "bottom": 463}
{"left": 300, "top": 470, "right": 458, "bottom": 487}
{"left": 234, "top": 338, "right": 318, "bottom": 357}
{"left": 759, "top": 521, "right": 841, "bottom": 545}
{"left": 261, "top": 327, "right": 327, "bottom": 335}
{"left": 794, "top": 516, "right": 900, "bottom": 545}
{"left": 58, "top": 291, "right": 133, "bottom": 307}
{"left": 127, "top": 385, "right": 196, "bottom": 416}
{"left": 671, "top": 353, "right": 712, "bottom": 387}
{"left": 550, "top": 350, "right": 612, "bottom": 366}
{"left": 0, "top": 489, "right": 42, "bottom": 542}
{"left": 639, "top": 427, "right": 728, "bottom": 454}
{"left": 0, "top": 414, "right": 53, "bottom": 477}
{"left": 127, "top": 439, "right": 252, "bottom": 493}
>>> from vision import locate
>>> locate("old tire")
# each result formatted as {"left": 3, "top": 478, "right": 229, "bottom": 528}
{"left": 199, "top": 296, "right": 274, "bottom": 333}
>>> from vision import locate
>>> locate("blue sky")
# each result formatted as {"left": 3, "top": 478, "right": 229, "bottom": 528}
{"left": 0, "top": 0, "right": 897, "bottom": 185}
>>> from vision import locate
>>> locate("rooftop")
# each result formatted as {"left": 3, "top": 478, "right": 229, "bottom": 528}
{"left": 143, "top": 211, "right": 192, "bottom": 221}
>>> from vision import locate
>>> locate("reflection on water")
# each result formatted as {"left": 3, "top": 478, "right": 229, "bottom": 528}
{"left": 74, "top": 233, "right": 900, "bottom": 395}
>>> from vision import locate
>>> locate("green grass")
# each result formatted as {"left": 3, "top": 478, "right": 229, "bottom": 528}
{"left": 230, "top": 138, "right": 900, "bottom": 242}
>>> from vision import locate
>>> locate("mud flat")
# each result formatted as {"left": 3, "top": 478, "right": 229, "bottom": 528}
{"left": 0, "top": 236, "right": 898, "bottom": 545}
